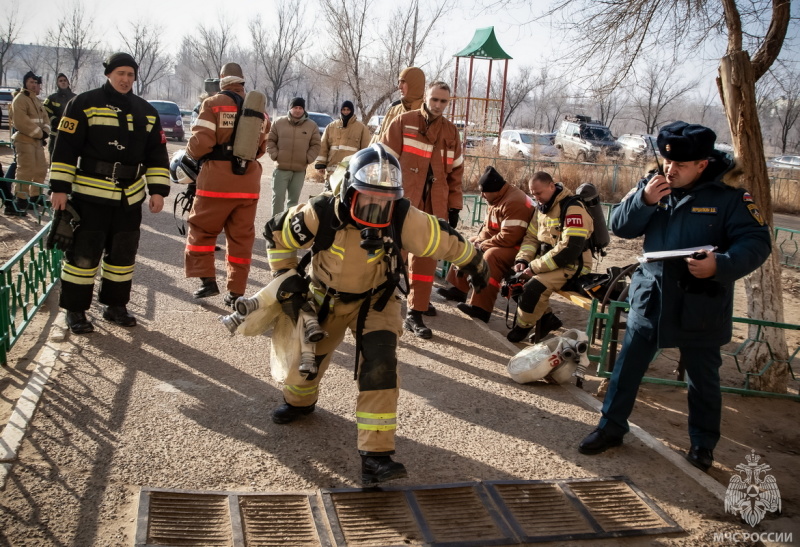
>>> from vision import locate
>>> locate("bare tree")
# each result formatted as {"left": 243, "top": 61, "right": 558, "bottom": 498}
{"left": 58, "top": 0, "right": 101, "bottom": 87}
{"left": 43, "top": 19, "right": 69, "bottom": 84}
{"left": 319, "top": 0, "right": 449, "bottom": 122}
{"left": 497, "top": 66, "right": 538, "bottom": 126}
{"left": 118, "top": 21, "right": 172, "bottom": 98}
{"left": 0, "top": 6, "right": 22, "bottom": 85}
{"left": 248, "top": 1, "right": 305, "bottom": 112}
{"left": 182, "top": 15, "right": 237, "bottom": 81}
{"left": 541, "top": 0, "right": 792, "bottom": 392}
{"left": 590, "top": 78, "right": 626, "bottom": 129}
{"left": 527, "top": 66, "right": 569, "bottom": 132}
{"left": 628, "top": 61, "right": 697, "bottom": 134}
{"left": 769, "top": 65, "right": 800, "bottom": 154}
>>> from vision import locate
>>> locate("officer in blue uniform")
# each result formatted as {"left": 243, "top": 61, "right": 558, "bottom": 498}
{"left": 578, "top": 121, "right": 771, "bottom": 471}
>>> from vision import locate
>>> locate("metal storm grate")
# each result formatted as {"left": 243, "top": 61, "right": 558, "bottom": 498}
{"left": 485, "top": 477, "right": 682, "bottom": 542}
{"left": 321, "top": 483, "right": 516, "bottom": 547}
{"left": 135, "top": 478, "right": 681, "bottom": 546}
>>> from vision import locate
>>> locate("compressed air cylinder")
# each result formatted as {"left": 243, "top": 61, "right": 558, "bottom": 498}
{"left": 576, "top": 182, "right": 610, "bottom": 251}
{"left": 233, "top": 90, "right": 267, "bottom": 162}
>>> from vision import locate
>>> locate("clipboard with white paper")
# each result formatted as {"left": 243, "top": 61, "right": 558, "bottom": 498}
{"left": 638, "top": 245, "right": 717, "bottom": 263}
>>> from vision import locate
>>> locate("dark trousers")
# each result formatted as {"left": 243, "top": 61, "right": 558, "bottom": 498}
{"left": 599, "top": 327, "right": 723, "bottom": 450}
{"left": 59, "top": 199, "right": 142, "bottom": 311}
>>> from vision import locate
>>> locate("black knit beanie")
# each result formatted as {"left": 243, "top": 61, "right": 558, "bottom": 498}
{"left": 103, "top": 52, "right": 139, "bottom": 80}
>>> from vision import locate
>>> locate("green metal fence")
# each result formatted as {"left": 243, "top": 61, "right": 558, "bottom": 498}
{"left": 586, "top": 299, "right": 800, "bottom": 401}
{"left": 774, "top": 227, "right": 800, "bottom": 269}
{"left": 0, "top": 180, "right": 60, "bottom": 366}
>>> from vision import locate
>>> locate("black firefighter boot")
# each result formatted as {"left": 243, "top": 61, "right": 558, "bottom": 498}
{"left": 404, "top": 310, "right": 432, "bottom": 339}
{"left": 361, "top": 453, "right": 408, "bottom": 486}
{"left": 193, "top": 277, "right": 220, "bottom": 299}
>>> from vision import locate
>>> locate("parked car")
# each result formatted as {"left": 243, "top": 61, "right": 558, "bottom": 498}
{"left": 0, "top": 87, "right": 15, "bottom": 129}
{"left": 768, "top": 155, "right": 800, "bottom": 170}
{"left": 617, "top": 134, "right": 660, "bottom": 163}
{"left": 554, "top": 114, "right": 620, "bottom": 162}
{"left": 367, "top": 115, "right": 385, "bottom": 134}
{"left": 148, "top": 100, "right": 184, "bottom": 141}
{"left": 189, "top": 102, "right": 201, "bottom": 129}
{"left": 497, "top": 129, "right": 559, "bottom": 159}
{"left": 306, "top": 112, "right": 334, "bottom": 136}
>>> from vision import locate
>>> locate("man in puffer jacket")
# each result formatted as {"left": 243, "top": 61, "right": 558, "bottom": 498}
{"left": 266, "top": 97, "right": 321, "bottom": 216}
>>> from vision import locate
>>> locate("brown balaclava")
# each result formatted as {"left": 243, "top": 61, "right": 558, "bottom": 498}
{"left": 399, "top": 67, "right": 426, "bottom": 111}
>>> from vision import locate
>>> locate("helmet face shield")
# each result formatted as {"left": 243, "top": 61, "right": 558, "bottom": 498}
{"left": 350, "top": 189, "right": 395, "bottom": 228}
{"left": 353, "top": 161, "right": 401, "bottom": 190}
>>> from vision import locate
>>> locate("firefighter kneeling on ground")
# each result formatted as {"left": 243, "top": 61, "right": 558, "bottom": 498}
{"left": 263, "top": 143, "right": 490, "bottom": 485}
{"left": 507, "top": 171, "right": 594, "bottom": 343}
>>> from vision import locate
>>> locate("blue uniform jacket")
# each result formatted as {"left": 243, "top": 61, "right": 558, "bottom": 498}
{"left": 611, "top": 153, "right": 771, "bottom": 348}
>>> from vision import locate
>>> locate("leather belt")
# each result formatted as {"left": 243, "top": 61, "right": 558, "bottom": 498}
{"left": 78, "top": 157, "right": 146, "bottom": 186}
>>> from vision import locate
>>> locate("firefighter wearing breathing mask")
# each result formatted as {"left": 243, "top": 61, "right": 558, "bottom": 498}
{"left": 264, "top": 143, "right": 490, "bottom": 486}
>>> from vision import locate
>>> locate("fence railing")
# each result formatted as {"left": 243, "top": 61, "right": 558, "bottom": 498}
{"left": 586, "top": 299, "right": 799, "bottom": 401}
{"left": 0, "top": 180, "right": 60, "bottom": 365}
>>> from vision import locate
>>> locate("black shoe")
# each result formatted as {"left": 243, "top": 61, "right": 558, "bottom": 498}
{"left": 436, "top": 286, "right": 468, "bottom": 303}
{"left": 533, "top": 311, "right": 563, "bottom": 340}
{"left": 456, "top": 302, "right": 491, "bottom": 323}
{"left": 271, "top": 402, "right": 316, "bottom": 424}
{"left": 103, "top": 305, "right": 137, "bottom": 327}
{"left": 361, "top": 455, "right": 408, "bottom": 486}
{"left": 404, "top": 310, "right": 432, "bottom": 339}
{"left": 423, "top": 304, "right": 437, "bottom": 317}
{"left": 578, "top": 428, "right": 623, "bottom": 455}
{"left": 66, "top": 311, "right": 94, "bottom": 334}
{"left": 193, "top": 277, "right": 220, "bottom": 299}
{"left": 685, "top": 446, "right": 714, "bottom": 471}
{"left": 4, "top": 202, "right": 25, "bottom": 217}
{"left": 223, "top": 292, "right": 243, "bottom": 308}
{"left": 507, "top": 324, "right": 533, "bottom": 343}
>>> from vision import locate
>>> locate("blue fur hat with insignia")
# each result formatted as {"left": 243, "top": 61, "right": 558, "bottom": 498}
{"left": 657, "top": 121, "right": 716, "bottom": 162}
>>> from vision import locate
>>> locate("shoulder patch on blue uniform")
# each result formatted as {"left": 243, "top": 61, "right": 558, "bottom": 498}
{"left": 743, "top": 192, "right": 754, "bottom": 203}
{"left": 691, "top": 207, "right": 718, "bottom": 214}
{"left": 746, "top": 203, "right": 764, "bottom": 226}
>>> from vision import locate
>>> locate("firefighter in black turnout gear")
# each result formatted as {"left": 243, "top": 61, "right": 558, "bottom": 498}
{"left": 265, "top": 143, "right": 490, "bottom": 485}
{"left": 49, "top": 52, "right": 170, "bottom": 334}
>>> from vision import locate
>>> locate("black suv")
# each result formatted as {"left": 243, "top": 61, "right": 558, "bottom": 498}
{"left": 554, "top": 115, "right": 620, "bottom": 162}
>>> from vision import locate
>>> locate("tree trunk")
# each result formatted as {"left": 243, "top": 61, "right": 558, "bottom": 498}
{"left": 717, "top": 51, "right": 789, "bottom": 393}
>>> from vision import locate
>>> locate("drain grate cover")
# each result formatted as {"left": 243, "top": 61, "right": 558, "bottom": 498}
{"left": 135, "top": 477, "right": 681, "bottom": 546}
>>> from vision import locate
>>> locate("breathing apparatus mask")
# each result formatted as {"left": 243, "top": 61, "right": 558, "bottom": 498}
{"left": 341, "top": 144, "right": 403, "bottom": 251}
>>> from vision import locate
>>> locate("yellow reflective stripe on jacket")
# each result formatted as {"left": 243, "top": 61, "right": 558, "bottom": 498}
{"left": 71, "top": 174, "right": 146, "bottom": 203}
{"left": 329, "top": 243, "right": 345, "bottom": 260}
{"left": 450, "top": 240, "right": 475, "bottom": 267}
{"left": 545, "top": 218, "right": 560, "bottom": 228}
{"left": 101, "top": 261, "right": 134, "bottom": 282}
{"left": 563, "top": 226, "right": 589, "bottom": 238}
{"left": 267, "top": 248, "right": 296, "bottom": 265}
{"left": 543, "top": 254, "right": 557, "bottom": 270}
{"left": 145, "top": 167, "right": 170, "bottom": 190}
{"left": 50, "top": 162, "right": 76, "bottom": 184}
{"left": 356, "top": 411, "right": 397, "bottom": 431}
{"left": 145, "top": 114, "right": 155, "bottom": 132}
{"left": 61, "top": 263, "right": 98, "bottom": 285}
{"left": 366, "top": 248, "right": 384, "bottom": 264}
{"left": 86, "top": 117, "right": 119, "bottom": 127}
{"left": 330, "top": 144, "right": 358, "bottom": 152}
{"left": 285, "top": 384, "right": 318, "bottom": 397}
{"left": 419, "top": 214, "right": 441, "bottom": 257}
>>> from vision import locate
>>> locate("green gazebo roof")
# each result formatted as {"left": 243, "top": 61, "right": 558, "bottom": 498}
{"left": 454, "top": 27, "right": 512, "bottom": 60}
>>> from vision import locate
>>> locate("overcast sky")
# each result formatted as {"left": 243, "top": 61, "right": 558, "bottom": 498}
{"left": 11, "top": 0, "right": 797, "bottom": 102}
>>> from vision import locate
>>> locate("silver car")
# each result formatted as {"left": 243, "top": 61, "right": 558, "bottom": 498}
{"left": 617, "top": 134, "right": 660, "bottom": 163}
{"left": 768, "top": 155, "right": 800, "bottom": 170}
{"left": 554, "top": 115, "right": 620, "bottom": 162}
{"left": 497, "top": 129, "right": 559, "bottom": 159}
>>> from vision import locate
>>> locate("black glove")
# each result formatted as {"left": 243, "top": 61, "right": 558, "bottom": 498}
{"left": 276, "top": 270, "right": 309, "bottom": 322}
{"left": 515, "top": 259, "right": 530, "bottom": 268}
{"left": 45, "top": 203, "right": 80, "bottom": 251}
{"left": 460, "top": 252, "right": 490, "bottom": 294}
{"left": 448, "top": 208, "right": 461, "bottom": 229}
{"left": 41, "top": 136, "right": 48, "bottom": 147}
{"left": 314, "top": 163, "right": 326, "bottom": 170}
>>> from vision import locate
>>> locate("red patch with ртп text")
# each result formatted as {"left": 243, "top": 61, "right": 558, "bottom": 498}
{"left": 565, "top": 214, "right": 584, "bottom": 228}
{"left": 160, "top": 130, "right": 167, "bottom": 144}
